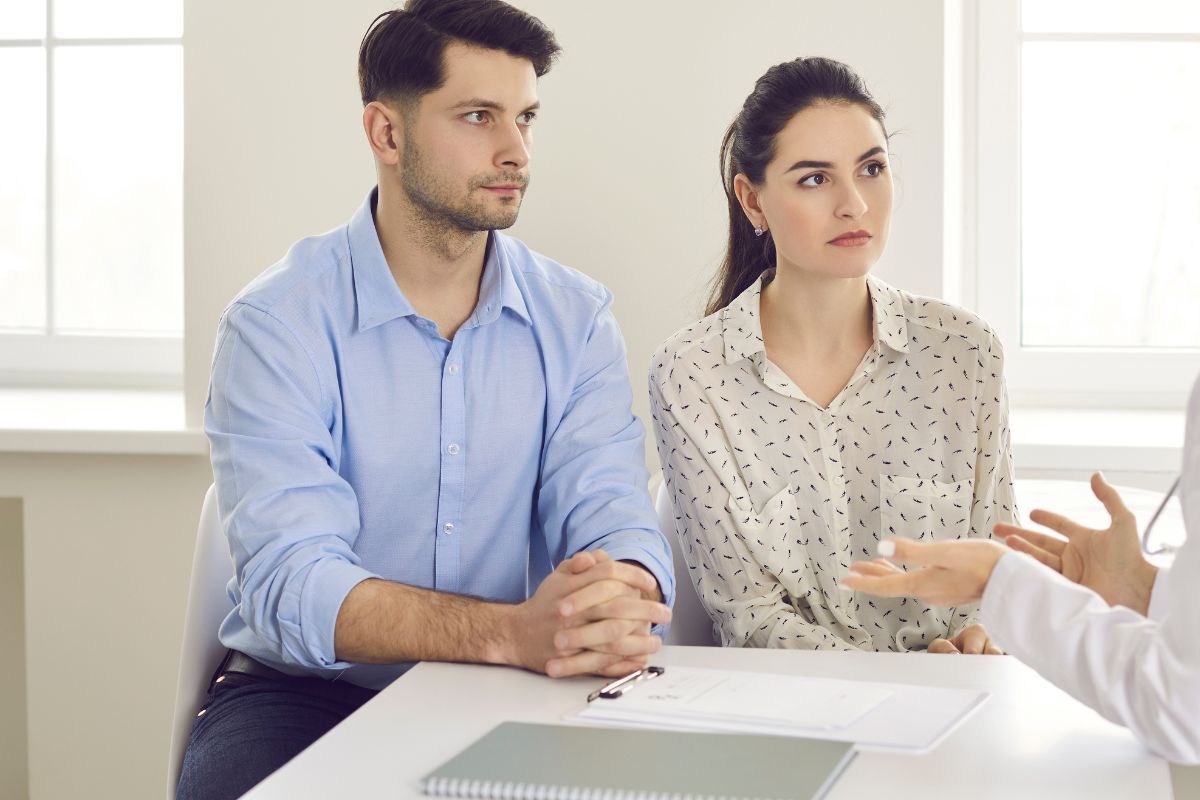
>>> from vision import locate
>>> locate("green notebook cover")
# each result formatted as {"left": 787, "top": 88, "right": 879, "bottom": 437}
{"left": 422, "top": 721, "right": 856, "bottom": 800}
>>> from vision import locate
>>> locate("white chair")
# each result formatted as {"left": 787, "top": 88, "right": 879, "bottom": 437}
{"left": 656, "top": 482, "right": 718, "bottom": 646}
{"left": 167, "top": 485, "right": 235, "bottom": 799}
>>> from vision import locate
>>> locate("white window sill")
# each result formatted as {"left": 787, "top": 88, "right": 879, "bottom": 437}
{"left": 0, "top": 387, "right": 207, "bottom": 455}
{"left": 1011, "top": 407, "right": 1184, "bottom": 474}
{"left": 0, "top": 391, "right": 1184, "bottom": 467}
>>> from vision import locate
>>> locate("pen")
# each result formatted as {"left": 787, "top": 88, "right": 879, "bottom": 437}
{"left": 586, "top": 665, "right": 665, "bottom": 702}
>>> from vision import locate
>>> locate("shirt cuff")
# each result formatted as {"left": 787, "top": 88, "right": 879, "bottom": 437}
{"left": 980, "top": 551, "right": 1032, "bottom": 653}
{"left": 1146, "top": 565, "right": 1171, "bottom": 622}
{"left": 280, "top": 558, "right": 378, "bottom": 670}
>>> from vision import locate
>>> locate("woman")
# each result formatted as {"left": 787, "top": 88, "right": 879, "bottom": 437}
{"left": 842, "top": 409, "right": 1200, "bottom": 762}
{"left": 649, "top": 57, "right": 1014, "bottom": 654}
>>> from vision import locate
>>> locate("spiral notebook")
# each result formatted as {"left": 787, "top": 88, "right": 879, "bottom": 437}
{"left": 421, "top": 721, "right": 856, "bottom": 800}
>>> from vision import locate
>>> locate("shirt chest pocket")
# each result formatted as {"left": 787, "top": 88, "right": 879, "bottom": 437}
{"left": 879, "top": 474, "right": 972, "bottom": 543}
{"left": 723, "top": 485, "right": 807, "bottom": 576}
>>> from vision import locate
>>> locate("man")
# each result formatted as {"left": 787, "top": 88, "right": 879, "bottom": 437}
{"left": 177, "top": 2, "right": 675, "bottom": 797}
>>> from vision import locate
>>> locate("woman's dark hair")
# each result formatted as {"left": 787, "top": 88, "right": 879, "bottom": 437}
{"left": 358, "top": 0, "right": 561, "bottom": 107}
{"left": 706, "top": 57, "right": 887, "bottom": 316}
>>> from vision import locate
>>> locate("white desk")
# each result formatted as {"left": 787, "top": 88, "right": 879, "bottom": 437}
{"left": 244, "top": 647, "right": 1173, "bottom": 799}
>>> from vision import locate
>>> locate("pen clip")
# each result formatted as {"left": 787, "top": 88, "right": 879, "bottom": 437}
{"left": 586, "top": 665, "right": 665, "bottom": 702}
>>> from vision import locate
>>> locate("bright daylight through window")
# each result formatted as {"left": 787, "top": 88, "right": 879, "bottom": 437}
{"left": 0, "top": 0, "right": 182, "bottom": 380}
{"left": 1019, "top": 1, "right": 1200, "bottom": 349}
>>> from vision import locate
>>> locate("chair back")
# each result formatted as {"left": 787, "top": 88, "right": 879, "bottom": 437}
{"left": 166, "top": 485, "right": 234, "bottom": 798}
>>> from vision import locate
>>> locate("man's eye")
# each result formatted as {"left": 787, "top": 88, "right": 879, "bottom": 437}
{"left": 519, "top": 111, "right": 537, "bottom": 125}
{"left": 465, "top": 111, "right": 489, "bottom": 123}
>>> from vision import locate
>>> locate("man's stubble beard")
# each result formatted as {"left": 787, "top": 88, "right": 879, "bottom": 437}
{"left": 399, "top": 136, "right": 527, "bottom": 235}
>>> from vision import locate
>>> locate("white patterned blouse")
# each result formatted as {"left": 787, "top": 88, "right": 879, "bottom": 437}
{"left": 649, "top": 273, "right": 1017, "bottom": 651}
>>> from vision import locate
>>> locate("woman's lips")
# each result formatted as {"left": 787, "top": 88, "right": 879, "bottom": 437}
{"left": 828, "top": 230, "right": 871, "bottom": 247}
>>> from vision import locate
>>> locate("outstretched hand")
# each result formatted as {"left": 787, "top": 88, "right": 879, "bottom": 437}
{"left": 993, "top": 472, "right": 1158, "bottom": 615}
{"left": 842, "top": 537, "right": 1007, "bottom": 607}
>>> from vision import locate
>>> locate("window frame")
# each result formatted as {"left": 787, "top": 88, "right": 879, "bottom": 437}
{"left": 0, "top": 2, "right": 183, "bottom": 388}
{"left": 972, "top": 0, "right": 1200, "bottom": 409}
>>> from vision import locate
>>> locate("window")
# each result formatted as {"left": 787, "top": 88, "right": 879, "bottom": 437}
{"left": 0, "top": 0, "right": 182, "bottom": 386}
{"left": 973, "top": 0, "right": 1200, "bottom": 407}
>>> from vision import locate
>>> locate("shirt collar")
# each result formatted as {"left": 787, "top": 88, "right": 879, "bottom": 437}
{"left": 350, "top": 188, "right": 416, "bottom": 332}
{"left": 468, "top": 233, "right": 532, "bottom": 328}
{"left": 720, "top": 271, "right": 910, "bottom": 365}
{"left": 350, "top": 187, "right": 531, "bottom": 332}
{"left": 720, "top": 276, "right": 768, "bottom": 365}
{"left": 867, "top": 275, "right": 910, "bottom": 354}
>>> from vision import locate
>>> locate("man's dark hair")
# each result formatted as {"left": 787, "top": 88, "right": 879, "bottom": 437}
{"left": 358, "top": 0, "right": 561, "bottom": 106}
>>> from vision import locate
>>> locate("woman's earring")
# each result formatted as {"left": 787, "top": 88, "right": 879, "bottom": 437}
{"left": 753, "top": 225, "right": 765, "bottom": 237}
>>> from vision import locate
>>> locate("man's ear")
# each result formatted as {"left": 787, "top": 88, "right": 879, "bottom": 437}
{"left": 363, "top": 100, "right": 403, "bottom": 167}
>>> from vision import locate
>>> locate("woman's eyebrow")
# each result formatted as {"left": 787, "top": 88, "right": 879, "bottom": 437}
{"left": 856, "top": 145, "right": 885, "bottom": 162}
{"left": 784, "top": 145, "right": 887, "bottom": 174}
{"left": 785, "top": 159, "right": 833, "bottom": 172}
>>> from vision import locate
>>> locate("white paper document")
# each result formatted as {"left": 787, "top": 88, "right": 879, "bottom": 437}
{"left": 568, "top": 666, "right": 989, "bottom": 754}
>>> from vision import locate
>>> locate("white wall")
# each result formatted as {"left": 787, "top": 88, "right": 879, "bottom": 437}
{"left": 11, "top": 3, "right": 954, "bottom": 799}
{"left": 183, "top": 2, "right": 373, "bottom": 425}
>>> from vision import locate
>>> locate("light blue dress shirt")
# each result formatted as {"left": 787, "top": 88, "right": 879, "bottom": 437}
{"left": 205, "top": 189, "right": 674, "bottom": 689}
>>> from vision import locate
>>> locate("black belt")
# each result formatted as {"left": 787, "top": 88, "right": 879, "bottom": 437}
{"left": 216, "top": 649, "right": 291, "bottom": 682}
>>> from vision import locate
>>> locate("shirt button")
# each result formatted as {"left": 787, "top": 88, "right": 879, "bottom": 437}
{"left": 443, "top": 523, "right": 455, "bottom": 535}
{"left": 447, "top": 443, "right": 460, "bottom": 455}
{"left": 447, "top": 363, "right": 460, "bottom": 375}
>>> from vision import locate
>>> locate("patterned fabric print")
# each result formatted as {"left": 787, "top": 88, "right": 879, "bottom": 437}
{"left": 649, "top": 273, "right": 1018, "bottom": 652}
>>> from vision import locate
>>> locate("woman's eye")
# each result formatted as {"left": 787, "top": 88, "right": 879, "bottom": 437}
{"left": 862, "top": 161, "right": 888, "bottom": 177}
{"left": 519, "top": 111, "right": 537, "bottom": 125}
{"left": 799, "top": 173, "right": 827, "bottom": 187}
{"left": 465, "top": 111, "right": 489, "bottom": 124}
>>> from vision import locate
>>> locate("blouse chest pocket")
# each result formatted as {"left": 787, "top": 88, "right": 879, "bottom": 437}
{"left": 724, "top": 484, "right": 803, "bottom": 567}
{"left": 879, "top": 474, "right": 972, "bottom": 543}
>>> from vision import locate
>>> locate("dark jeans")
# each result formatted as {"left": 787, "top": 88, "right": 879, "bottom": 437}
{"left": 176, "top": 654, "right": 378, "bottom": 800}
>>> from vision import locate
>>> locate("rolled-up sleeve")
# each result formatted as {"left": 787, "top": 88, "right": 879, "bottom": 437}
{"left": 205, "top": 302, "right": 377, "bottom": 670}
{"left": 534, "top": 296, "right": 675, "bottom": 616}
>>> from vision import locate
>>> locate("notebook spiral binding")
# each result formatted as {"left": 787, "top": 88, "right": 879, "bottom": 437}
{"left": 424, "top": 776, "right": 766, "bottom": 800}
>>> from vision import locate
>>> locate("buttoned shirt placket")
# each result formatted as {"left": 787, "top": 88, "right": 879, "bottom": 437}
{"left": 435, "top": 327, "right": 468, "bottom": 592}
